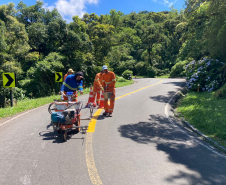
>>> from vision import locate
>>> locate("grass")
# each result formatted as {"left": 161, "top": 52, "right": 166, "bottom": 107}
{"left": 0, "top": 80, "right": 134, "bottom": 119}
{"left": 156, "top": 74, "right": 170, "bottom": 78}
{"left": 115, "top": 79, "right": 133, "bottom": 88}
{"left": 177, "top": 91, "right": 226, "bottom": 147}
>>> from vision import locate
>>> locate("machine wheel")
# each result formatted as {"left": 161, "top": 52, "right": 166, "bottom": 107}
{"left": 75, "top": 119, "right": 80, "bottom": 132}
{"left": 52, "top": 122, "right": 57, "bottom": 132}
{"left": 62, "top": 130, "right": 67, "bottom": 142}
{"left": 48, "top": 103, "right": 55, "bottom": 114}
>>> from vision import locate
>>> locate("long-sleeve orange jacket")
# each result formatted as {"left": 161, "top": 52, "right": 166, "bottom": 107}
{"left": 102, "top": 71, "right": 116, "bottom": 90}
{"left": 93, "top": 72, "right": 103, "bottom": 90}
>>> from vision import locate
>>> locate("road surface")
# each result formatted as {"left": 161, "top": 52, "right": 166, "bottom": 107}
{"left": 0, "top": 78, "right": 225, "bottom": 185}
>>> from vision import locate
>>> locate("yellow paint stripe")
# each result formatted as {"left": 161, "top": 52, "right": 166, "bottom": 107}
{"left": 86, "top": 133, "right": 103, "bottom": 185}
{"left": 86, "top": 79, "right": 162, "bottom": 185}
{"left": 87, "top": 108, "right": 104, "bottom": 132}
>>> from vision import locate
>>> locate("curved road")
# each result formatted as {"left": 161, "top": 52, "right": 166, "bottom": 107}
{"left": 0, "top": 78, "right": 225, "bottom": 185}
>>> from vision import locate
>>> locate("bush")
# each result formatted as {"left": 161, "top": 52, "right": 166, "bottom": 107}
{"left": 19, "top": 79, "right": 57, "bottom": 98}
{"left": 115, "top": 60, "right": 136, "bottom": 75}
{"left": 115, "top": 74, "right": 120, "bottom": 81}
{"left": 185, "top": 58, "right": 224, "bottom": 91}
{"left": 135, "top": 62, "right": 146, "bottom": 75}
{"left": 169, "top": 60, "right": 188, "bottom": 77}
{"left": 156, "top": 68, "right": 170, "bottom": 76}
{"left": 117, "top": 77, "right": 127, "bottom": 82}
{"left": 214, "top": 83, "right": 226, "bottom": 99}
{"left": 147, "top": 66, "right": 157, "bottom": 77}
{"left": 122, "top": 70, "right": 133, "bottom": 80}
{"left": 93, "top": 66, "right": 102, "bottom": 74}
{"left": 0, "top": 87, "right": 26, "bottom": 100}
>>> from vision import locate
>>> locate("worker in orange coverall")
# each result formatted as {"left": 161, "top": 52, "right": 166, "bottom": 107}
{"left": 93, "top": 70, "right": 104, "bottom": 106}
{"left": 101, "top": 65, "right": 116, "bottom": 117}
{"left": 64, "top": 68, "right": 74, "bottom": 81}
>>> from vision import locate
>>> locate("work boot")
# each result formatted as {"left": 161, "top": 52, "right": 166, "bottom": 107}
{"left": 103, "top": 112, "right": 108, "bottom": 116}
{"left": 108, "top": 113, "right": 113, "bottom": 117}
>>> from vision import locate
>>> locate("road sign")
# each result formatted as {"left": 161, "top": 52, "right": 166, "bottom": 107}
{"left": 55, "top": 72, "right": 63, "bottom": 82}
{"left": 3, "top": 73, "right": 16, "bottom": 88}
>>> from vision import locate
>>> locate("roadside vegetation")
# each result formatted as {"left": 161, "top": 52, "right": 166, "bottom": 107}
{"left": 0, "top": 79, "right": 133, "bottom": 119}
{"left": 156, "top": 74, "right": 170, "bottom": 78}
{"left": 177, "top": 91, "right": 226, "bottom": 148}
{"left": 1, "top": 0, "right": 214, "bottom": 101}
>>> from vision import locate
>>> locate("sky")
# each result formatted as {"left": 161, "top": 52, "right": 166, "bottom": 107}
{"left": 0, "top": 0, "right": 186, "bottom": 22}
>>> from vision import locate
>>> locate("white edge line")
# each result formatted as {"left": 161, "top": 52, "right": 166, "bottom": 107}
{"left": 0, "top": 104, "right": 47, "bottom": 127}
{"left": 165, "top": 91, "right": 226, "bottom": 160}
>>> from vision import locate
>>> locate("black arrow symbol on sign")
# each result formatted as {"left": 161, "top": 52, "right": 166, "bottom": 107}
{"left": 4, "top": 74, "right": 14, "bottom": 86}
{"left": 56, "top": 73, "right": 62, "bottom": 81}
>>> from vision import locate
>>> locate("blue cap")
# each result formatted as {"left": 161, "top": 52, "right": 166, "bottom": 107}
{"left": 102, "top": 65, "right": 108, "bottom": 70}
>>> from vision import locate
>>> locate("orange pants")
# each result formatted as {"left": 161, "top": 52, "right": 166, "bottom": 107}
{"left": 93, "top": 86, "right": 101, "bottom": 104}
{"left": 63, "top": 91, "right": 78, "bottom": 102}
{"left": 104, "top": 89, "right": 115, "bottom": 113}
{"left": 93, "top": 91, "right": 101, "bottom": 104}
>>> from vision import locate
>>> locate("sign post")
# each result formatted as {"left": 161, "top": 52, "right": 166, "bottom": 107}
{"left": 3, "top": 73, "right": 16, "bottom": 107}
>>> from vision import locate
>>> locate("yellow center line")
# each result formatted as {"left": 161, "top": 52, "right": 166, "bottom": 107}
{"left": 85, "top": 79, "right": 162, "bottom": 185}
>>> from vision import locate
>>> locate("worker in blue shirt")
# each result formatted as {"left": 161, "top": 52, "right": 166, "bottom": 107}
{"left": 59, "top": 71, "right": 84, "bottom": 102}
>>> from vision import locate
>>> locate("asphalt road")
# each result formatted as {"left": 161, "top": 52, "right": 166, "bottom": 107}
{"left": 0, "top": 78, "right": 226, "bottom": 185}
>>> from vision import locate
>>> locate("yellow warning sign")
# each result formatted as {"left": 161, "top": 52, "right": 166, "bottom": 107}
{"left": 55, "top": 72, "right": 63, "bottom": 82}
{"left": 3, "top": 73, "right": 16, "bottom": 88}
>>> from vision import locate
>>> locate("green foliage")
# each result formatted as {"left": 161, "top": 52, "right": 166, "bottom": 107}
{"left": 26, "top": 52, "right": 64, "bottom": 97}
{"left": 170, "top": 60, "right": 188, "bottom": 77}
{"left": 147, "top": 66, "right": 157, "bottom": 77}
{"left": 156, "top": 68, "right": 169, "bottom": 76}
{"left": 0, "top": 87, "right": 25, "bottom": 100}
{"left": 122, "top": 70, "right": 133, "bottom": 80}
{"left": 135, "top": 61, "right": 147, "bottom": 75}
{"left": 177, "top": 91, "right": 226, "bottom": 146}
{"left": 115, "top": 78, "right": 133, "bottom": 88}
{"left": 214, "top": 83, "right": 226, "bottom": 99}
{"left": 117, "top": 77, "right": 127, "bottom": 82}
{"left": 16, "top": 0, "right": 62, "bottom": 26}
{"left": 27, "top": 23, "right": 47, "bottom": 53}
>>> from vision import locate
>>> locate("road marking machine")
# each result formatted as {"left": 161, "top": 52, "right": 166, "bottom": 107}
{"left": 48, "top": 92, "right": 93, "bottom": 142}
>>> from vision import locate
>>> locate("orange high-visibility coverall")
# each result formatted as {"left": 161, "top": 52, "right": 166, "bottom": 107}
{"left": 64, "top": 74, "right": 68, "bottom": 81}
{"left": 93, "top": 73, "right": 103, "bottom": 104}
{"left": 102, "top": 71, "right": 116, "bottom": 113}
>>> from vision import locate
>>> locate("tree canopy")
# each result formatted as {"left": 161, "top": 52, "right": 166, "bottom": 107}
{"left": 0, "top": 0, "right": 226, "bottom": 98}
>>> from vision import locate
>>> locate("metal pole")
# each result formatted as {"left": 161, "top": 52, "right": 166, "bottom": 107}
{"left": 10, "top": 87, "right": 13, "bottom": 107}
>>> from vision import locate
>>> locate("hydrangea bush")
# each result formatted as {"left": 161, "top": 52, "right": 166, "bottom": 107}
{"left": 185, "top": 58, "right": 224, "bottom": 91}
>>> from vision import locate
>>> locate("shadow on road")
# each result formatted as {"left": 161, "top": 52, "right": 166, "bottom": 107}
{"left": 118, "top": 114, "right": 226, "bottom": 184}
{"left": 163, "top": 81, "right": 186, "bottom": 88}
{"left": 149, "top": 81, "right": 186, "bottom": 103}
{"left": 39, "top": 130, "right": 84, "bottom": 143}
{"left": 39, "top": 122, "right": 83, "bottom": 143}
{"left": 150, "top": 91, "right": 175, "bottom": 103}
{"left": 39, "top": 131, "right": 63, "bottom": 143}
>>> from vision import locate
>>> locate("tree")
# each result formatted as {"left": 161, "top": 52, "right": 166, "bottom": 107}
{"left": 27, "top": 23, "right": 47, "bottom": 54}
{"left": 0, "top": 4, "right": 30, "bottom": 74}
{"left": 88, "top": 23, "right": 115, "bottom": 65}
